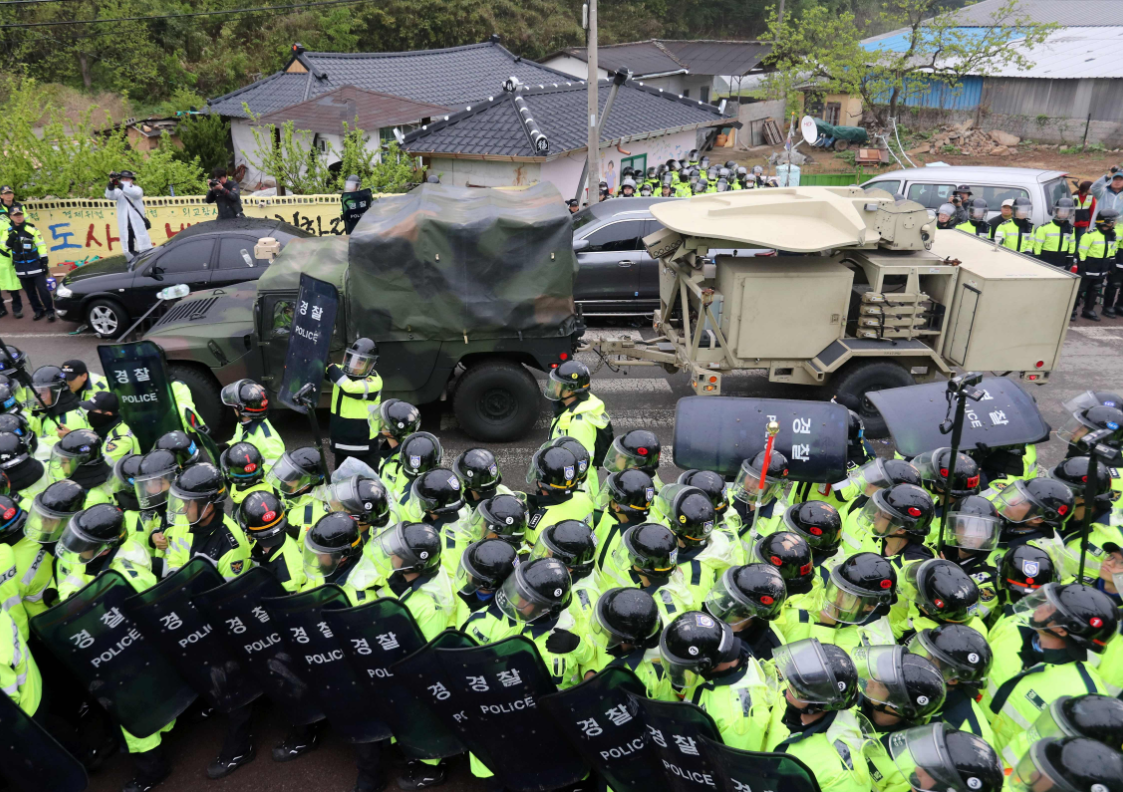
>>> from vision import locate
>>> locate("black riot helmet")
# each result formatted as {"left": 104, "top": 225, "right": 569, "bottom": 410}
{"left": 544, "top": 360, "right": 591, "bottom": 401}
{"left": 604, "top": 430, "right": 661, "bottom": 474}
{"left": 782, "top": 501, "right": 843, "bottom": 555}
{"left": 453, "top": 448, "right": 502, "bottom": 497}
{"left": 846, "top": 409, "right": 869, "bottom": 463}
{"left": 994, "top": 477, "right": 1075, "bottom": 528}
{"left": 605, "top": 469, "right": 656, "bottom": 514}
{"left": 134, "top": 448, "right": 179, "bottom": 511}
{"left": 822, "top": 552, "right": 897, "bottom": 624}
{"left": 530, "top": 520, "right": 596, "bottom": 579}
{"left": 618, "top": 523, "right": 679, "bottom": 581}
{"left": 914, "top": 448, "right": 981, "bottom": 497}
{"left": 1029, "top": 694, "right": 1123, "bottom": 750}
{"left": 1097, "top": 208, "right": 1120, "bottom": 232}
{"left": 968, "top": 197, "right": 989, "bottom": 222}
{"left": 550, "top": 436, "right": 592, "bottom": 484}
{"left": 0, "top": 431, "right": 29, "bottom": 473}
{"left": 48, "top": 429, "right": 104, "bottom": 480}
{"left": 303, "top": 512, "right": 363, "bottom": 578}
{"left": 943, "top": 495, "right": 1002, "bottom": 555}
{"left": 495, "top": 557, "right": 571, "bottom": 623}
{"left": 456, "top": 539, "right": 517, "bottom": 595}
{"left": 1013, "top": 196, "right": 1033, "bottom": 220}
{"left": 0, "top": 345, "right": 28, "bottom": 377}
{"left": 732, "top": 450, "right": 789, "bottom": 503}
{"left": 905, "top": 559, "right": 980, "bottom": 624}
{"left": 526, "top": 446, "right": 579, "bottom": 492}
{"left": 677, "top": 469, "right": 728, "bottom": 516}
{"left": 219, "top": 377, "right": 269, "bottom": 419}
{"left": 593, "top": 588, "right": 661, "bottom": 653}
{"left": 0, "top": 414, "right": 34, "bottom": 455}
{"left": 773, "top": 638, "right": 859, "bottom": 712}
{"left": 659, "top": 611, "right": 736, "bottom": 689}
{"left": 342, "top": 338, "right": 378, "bottom": 378}
{"left": 703, "top": 563, "right": 787, "bottom": 625}
{"left": 1051, "top": 456, "right": 1113, "bottom": 504}
{"left": 154, "top": 430, "right": 201, "bottom": 467}
{"left": 854, "top": 644, "right": 946, "bottom": 721}
{"left": 865, "top": 483, "right": 937, "bottom": 541}
{"left": 998, "top": 544, "right": 1056, "bottom": 599}
{"left": 890, "top": 723, "right": 1004, "bottom": 792}
{"left": 1010, "top": 737, "right": 1123, "bottom": 792}
{"left": 1013, "top": 582, "right": 1119, "bottom": 654}
{"left": 326, "top": 476, "right": 390, "bottom": 529}
{"left": 1058, "top": 402, "right": 1123, "bottom": 450}
{"left": 0, "top": 495, "right": 25, "bottom": 543}
{"left": 167, "top": 463, "right": 226, "bottom": 528}
{"left": 0, "top": 383, "right": 20, "bottom": 415}
{"left": 30, "top": 365, "right": 67, "bottom": 407}
{"left": 398, "top": 432, "right": 443, "bottom": 481}
{"left": 55, "top": 503, "right": 127, "bottom": 568}
{"left": 752, "top": 532, "right": 814, "bottom": 595}
{"left": 237, "top": 490, "right": 289, "bottom": 544}
{"left": 378, "top": 399, "right": 422, "bottom": 441}
{"left": 906, "top": 624, "right": 993, "bottom": 694}
{"left": 265, "top": 446, "right": 324, "bottom": 497}
{"left": 25, "top": 479, "right": 86, "bottom": 543}
{"left": 370, "top": 522, "right": 442, "bottom": 575}
{"left": 220, "top": 442, "right": 266, "bottom": 489}
{"left": 410, "top": 468, "right": 465, "bottom": 515}
{"left": 1053, "top": 196, "right": 1076, "bottom": 223}
{"left": 656, "top": 484, "right": 715, "bottom": 547}
{"left": 470, "top": 494, "right": 527, "bottom": 545}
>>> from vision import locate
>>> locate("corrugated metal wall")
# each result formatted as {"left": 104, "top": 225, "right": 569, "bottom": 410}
{"left": 982, "top": 78, "right": 1123, "bottom": 123}
{"left": 870, "top": 76, "right": 983, "bottom": 110}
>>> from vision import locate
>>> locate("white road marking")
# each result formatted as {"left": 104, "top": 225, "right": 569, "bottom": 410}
{"left": 1070, "top": 326, "right": 1123, "bottom": 340}
{"left": 591, "top": 379, "right": 672, "bottom": 393}
{"left": 0, "top": 332, "right": 77, "bottom": 338}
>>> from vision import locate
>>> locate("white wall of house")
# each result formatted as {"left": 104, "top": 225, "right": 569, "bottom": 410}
{"left": 540, "top": 55, "right": 609, "bottom": 81}
{"left": 427, "top": 158, "right": 543, "bottom": 188}
{"left": 230, "top": 119, "right": 386, "bottom": 190}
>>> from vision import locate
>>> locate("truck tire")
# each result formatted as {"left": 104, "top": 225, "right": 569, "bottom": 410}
{"left": 832, "top": 360, "right": 914, "bottom": 439}
{"left": 453, "top": 360, "right": 542, "bottom": 442}
{"left": 85, "top": 298, "right": 129, "bottom": 339}
{"left": 167, "top": 363, "right": 231, "bottom": 440}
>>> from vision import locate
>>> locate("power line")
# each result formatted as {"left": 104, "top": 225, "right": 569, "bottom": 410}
{"left": 0, "top": 0, "right": 372, "bottom": 28}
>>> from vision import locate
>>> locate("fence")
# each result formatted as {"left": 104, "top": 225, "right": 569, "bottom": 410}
{"left": 799, "top": 170, "right": 866, "bottom": 186}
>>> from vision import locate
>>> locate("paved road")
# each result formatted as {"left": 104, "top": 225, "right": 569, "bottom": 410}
{"left": 10, "top": 311, "right": 1123, "bottom": 791}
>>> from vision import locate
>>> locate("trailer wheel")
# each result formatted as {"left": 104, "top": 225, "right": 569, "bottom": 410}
{"left": 453, "top": 360, "right": 542, "bottom": 442}
{"left": 832, "top": 360, "right": 914, "bottom": 439}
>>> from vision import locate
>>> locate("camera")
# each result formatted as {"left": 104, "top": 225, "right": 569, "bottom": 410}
{"left": 208, "top": 179, "right": 220, "bottom": 190}
{"left": 108, "top": 171, "right": 120, "bottom": 179}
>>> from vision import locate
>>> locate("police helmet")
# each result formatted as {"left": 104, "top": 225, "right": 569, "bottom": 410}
{"left": 265, "top": 446, "right": 324, "bottom": 497}
{"left": 0, "top": 414, "right": 34, "bottom": 455}
{"left": 994, "top": 477, "right": 1075, "bottom": 528}
{"left": 854, "top": 644, "right": 946, "bottom": 721}
{"left": 658, "top": 484, "right": 715, "bottom": 547}
{"left": 890, "top": 723, "right": 1004, "bottom": 792}
{"left": 1010, "top": 737, "right": 1123, "bottom": 792}
{"left": 619, "top": 523, "right": 679, "bottom": 580}
{"left": 659, "top": 611, "right": 735, "bottom": 688}
{"left": 454, "top": 448, "right": 503, "bottom": 495}
{"left": 968, "top": 197, "right": 989, "bottom": 222}
{"left": 0, "top": 432, "right": 29, "bottom": 474}
{"left": 378, "top": 399, "right": 422, "bottom": 441}
{"left": 855, "top": 483, "right": 935, "bottom": 540}
{"left": 998, "top": 544, "right": 1055, "bottom": 599}
{"left": 942, "top": 495, "right": 1001, "bottom": 554}
{"left": 0, "top": 495, "right": 25, "bottom": 543}
{"left": 821, "top": 552, "right": 897, "bottom": 624}
{"left": 605, "top": 469, "right": 655, "bottom": 513}
{"left": 1014, "top": 582, "right": 1119, "bottom": 654}
{"left": 167, "top": 463, "right": 226, "bottom": 527}
{"left": 906, "top": 624, "right": 992, "bottom": 693}
{"left": 1054, "top": 196, "right": 1076, "bottom": 222}
{"left": 154, "top": 430, "right": 200, "bottom": 467}
{"left": 531, "top": 519, "right": 596, "bottom": 578}
{"left": 782, "top": 501, "right": 843, "bottom": 555}
{"left": 594, "top": 588, "right": 661, "bottom": 652}
{"left": 220, "top": 442, "right": 266, "bottom": 489}
{"left": 470, "top": 494, "right": 527, "bottom": 545}
{"left": 550, "top": 436, "right": 591, "bottom": 483}
{"left": 526, "top": 446, "right": 579, "bottom": 492}
{"left": 30, "top": 365, "right": 66, "bottom": 407}
{"left": 495, "top": 557, "right": 571, "bottom": 623}
{"left": 303, "top": 512, "right": 363, "bottom": 578}
{"left": 732, "top": 450, "right": 789, "bottom": 504}
{"left": 676, "top": 469, "right": 728, "bottom": 515}
{"left": 25, "top": 479, "right": 86, "bottom": 543}
{"left": 328, "top": 476, "right": 390, "bottom": 528}
{"left": 544, "top": 360, "right": 591, "bottom": 401}
{"left": 914, "top": 448, "right": 981, "bottom": 497}
{"left": 905, "top": 559, "right": 980, "bottom": 623}
{"left": 773, "top": 638, "right": 858, "bottom": 712}
{"left": 134, "top": 448, "right": 180, "bottom": 511}
{"left": 1032, "top": 694, "right": 1123, "bottom": 749}
{"left": 56, "top": 503, "right": 127, "bottom": 568}
{"left": 343, "top": 338, "right": 378, "bottom": 378}
{"left": 237, "top": 490, "right": 288, "bottom": 543}
{"left": 703, "top": 563, "right": 787, "bottom": 625}
{"left": 1051, "top": 456, "right": 1113, "bottom": 503}
{"left": 0, "top": 383, "right": 20, "bottom": 415}
{"left": 456, "top": 539, "right": 517, "bottom": 595}
{"left": 397, "top": 432, "right": 442, "bottom": 481}
{"left": 1013, "top": 196, "right": 1033, "bottom": 220}
{"left": 604, "top": 429, "right": 660, "bottom": 474}
{"left": 1097, "top": 208, "right": 1120, "bottom": 231}
{"left": 219, "top": 378, "right": 269, "bottom": 416}
{"left": 621, "top": 178, "right": 636, "bottom": 193}
{"left": 752, "top": 531, "right": 814, "bottom": 595}
{"left": 48, "top": 429, "right": 103, "bottom": 480}
{"left": 0, "top": 345, "right": 28, "bottom": 376}
{"left": 373, "top": 522, "right": 442, "bottom": 575}
{"left": 410, "top": 468, "right": 465, "bottom": 515}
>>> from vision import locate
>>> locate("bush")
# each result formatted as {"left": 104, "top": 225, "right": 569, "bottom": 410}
{"left": 174, "top": 113, "right": 230, "bottom": 174}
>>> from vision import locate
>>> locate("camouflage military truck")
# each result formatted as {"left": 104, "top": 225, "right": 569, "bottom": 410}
{"left": 144, "top": 184, "right": 584, "bottom": 441}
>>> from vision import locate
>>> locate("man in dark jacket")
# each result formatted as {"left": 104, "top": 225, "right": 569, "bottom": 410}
{"left": 1, "top": 205, "right": 52, "bottom": 321}
{"left": 205, "top": 168, "right": 243, "bottom": 220}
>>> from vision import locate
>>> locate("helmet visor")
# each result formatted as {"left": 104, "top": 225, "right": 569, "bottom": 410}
{"left": 134, "top": 465, "right": 177, "bottom": 511}
{"left": 494, "top": 566, "right": 562, "bottom": 623}
{"left": 454, "top": 549, "right": 497, "bottom": 595}
{"left": 48, "top": 444, "right": 88, "bottom": 480}
{"left": 848, "top": 458, "right": 895, "bottom": 495}
{"left": 1010, "top": 741, "right": 1081, "bottom": 792}
{"left": 942, "top": 512, "right": 1001, "bottom": 552}
{"left": 854, "top": 491, "right": 909, "bottom": 538}
{"left": 887, "top": 725, "right": 967, "bottom": 792}
{"left": 994, "top": 480, "right": 1049, "bottom": 524}
{"left": 703, "top": 567, "right": 783, "bottom": 626}
{"left": 615, "top": 528, "right": 678, "bottom": 578}
{"left": 1054, "top": 206, "right": 1072, "bottom": 221}
{"left": 1015, "top": 203, "right": 1032, "bottom": 220}
{"left": 969, "top": 205, "right": 987, "bottom": 221}
{"left": 219, "top": 378, "right": 252, "bottom": 407}
{"left": 853, "top": 645, "right": 914, "bottom": 712}
{"left": 904, "top": 631, "right": 987, "bottom": 689}
{"left": 603, "top": 436, "right": 659, "bottom": 473}
{"left": 342, "top": 348, "right": 377, "bottom": 378}
{"left": 373, "top": 523, "right": 429, "bottom": 574}
{"left": 774, "top": 640, "right": 841, "bottom": 705}
{"left": 24, "top": 496, "right": 78, "bottom": 544}
{"left": 1010, "top": 584, "right": 1109, "bottom": 652}
{"left": 732, "top": 458, "right": 784, "bottom": 504}
{"left": 265, "top": 455, "right": 315, "bottom": 496}
{"left": 1025, "top": 698, "right": 1074, "bottom": 748}
{"left": 166, "top": 484, "right": 217, "bottom": 527}
{"left": 56, "top": 520, "right": 117, "bottom": 566}
{"left": 543, "top": 376, "right": 570, "bottom": 402}
{"left": 302, "top": 525, "right": 359, "bottom": 578}
{"left": 822, "top": 566, "right": 891, "bottom": 624}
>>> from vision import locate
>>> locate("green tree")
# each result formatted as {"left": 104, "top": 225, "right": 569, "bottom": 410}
{"left": 138, "top": 131, "right": 207, "bottom": 195}
{"left": 174, "top": 113, "right": 230, "bottom": 174}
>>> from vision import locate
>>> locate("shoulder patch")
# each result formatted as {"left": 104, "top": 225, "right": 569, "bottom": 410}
{"left": 737, "top": 687, "right": 752, "bottom": 717}
{"left": 1024, "top": 689, "right": 1047, "bottom": 711}
{"left": 834, "top": 740, "right": 854, "bottom": 770}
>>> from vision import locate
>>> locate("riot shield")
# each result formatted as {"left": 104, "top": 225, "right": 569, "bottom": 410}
{"left": 30, "top": 572, "right": 196, "bottom": 738}
{"left": 541, "top": 667, "right": 667, "bottom": 792}
{"left": 323, "top": 597, "right": 460, "bottom": 760}
{"left": 263, "top": 585, "right": 391, "bottom": 744}
{"left": 0, "top": 692, "right": 88, "bottom": 792}
{"left": 673, "top": 397, "right": 849, "bottom": 482}
{"left": 277, "top": 274, "right": 340, "bottom": 414}
{"left": 699, "top": 736, "right": 822, "bottom": 792}
{"left": 192, "top": 567, "right": 323, "bottom": 727}
{"left": 342, "top": 188, "right": 375, "bottom": 234}
{"left": 124, "top": 558, "right": 260, "bottom": 713}
{"left": 628, "top": 693, "right": 723, "bottom": 792}
{"left": 867, "top": 377, "right": 1051, "bottom": 457}
{"left": 389, "top": 629, "right": 475, "bottom": 760}
{"left": 97, "top": 341, "right": 181, "bottom": 451}
{"left": 436, "top": 635, "right": 588, "bottom": 792}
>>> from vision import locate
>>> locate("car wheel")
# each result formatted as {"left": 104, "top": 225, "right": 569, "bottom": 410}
{"left": 453, "top": 360, "right": 542, "bottom": 442}
{"left": 167, "top": 363, "right": 232, "bottom": 440}
{"left": 85, "top": 299, "right": 129, "bottom": 339}
{"left": 831, "top": 360, "right": 915, "bottom": 439}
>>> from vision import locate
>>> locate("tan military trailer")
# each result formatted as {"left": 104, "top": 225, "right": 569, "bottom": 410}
{"left": 585, "top": 186, "right": 1078, "bottom": 436}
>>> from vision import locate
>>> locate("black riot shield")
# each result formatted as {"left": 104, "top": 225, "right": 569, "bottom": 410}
{"left": 263, "top": 585, "right": 391, "bottom": 744}
{"left": 323, "top": 597, "right": 460, "bottom": 760}
{"left": 123, "top": 558, "right": 260, "bottom": 713}
{"left": 541, "top": 667, "right": 667, "bottom": 792}
{"left": 389, "top": 629, "right": 476, "bottom": 760}
{"left": 277, "top": 273, "right": 340, "bottom": 414}
{"left": 699, "top": 736, "right": 821, "bottom": 792}
{"left": 628, "top": 693, "right": 723, "bottom": 792}
{"left": 0, "top": 692, "right": 88, "bottom": 792}
{"left": 342, "top": 188, "right": 375, "bottom": 234}
{"left": 866, "top": 377, "right": 1051, "bottom": 457}
{"left": 97, "top": 341, "right": 181, "bottom": 451}
{"left": 673, "top": 397, "right": 849, "bottom": 482}
{"left": 192, "top": 567, "right": 323, "bottom": 727}
{"left": 30, "top": 571, "right": 196, "bottom": 738}
{"left": 436, "top": 635, "right": 589, "bottom": 792}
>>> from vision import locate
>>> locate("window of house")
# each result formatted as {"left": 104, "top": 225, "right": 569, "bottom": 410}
{"left": 825, "top": 102, "right": 841, "bottom": 125}
{"left": 621, "top": 154, "right": 647, "bottom": 177}
{"left": 700, "top": 86, "right": 711, "bottom": 103}
{"left": 683, "top": 89, "right": 690, "bottom": 98}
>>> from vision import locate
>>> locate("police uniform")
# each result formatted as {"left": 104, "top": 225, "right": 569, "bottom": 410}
{"left": 100, "top": 420, "right": 141, "bottom": 468}
{"left": 30, "top": 405, "right": 92, "bottom": 459}
{"left": 1033, "top": 219, "right": 1077, "bottom": 268}
{"left": 595, "top": 564, "right": 695, "bottom": 623}
{"left": 9, "top": 536, "right": 52, "bottom": 618}
{"left": 230, "top": 480, "right": 274, "bottom": 507}
{"left": 0, "top": 543, "right": 27, "bottom": 640}
{"left": 163, "top": 513, "right": 251, "bottom": 581}
{"left": 326, "top": 363, "right": 382, "bottom": 465}
{"left": 1, "top": 217, "right": 52, "bottom": 319}
{"left": 933, "top": 687, "right": 996, "bottom": 745}
{"left": 994, "top": 217, "right": 1035, "bottom": 253}
{"left": 1076, "top": 225, "right": 1117, "bottom": 317}
{"left": 374, "top": 568, "right": 457, "bottom": 641}
{"left": 251, "top": 536, "right": 306, "bottom": 593}
{"left": 781, "top": 602, "right": 896, "bottom": 653}
{"left": 548, "top": 394, "right": 611, "bottom": 462}
{"left": 768, "top": 708, "right": 872, "bottom": 792}
{"left": 231, "top": 418, "right": 286, "bottom": 470}
{"left": 590, "top": 644, "right": 675, "bottom": 701}
{"left": 686, "top": 641, "right": 783, "bottom": 752}
{"left": 0, "top": 608, "right": 39, "bottom": 716}
{"left": 378, "top": 449, "right": 407, "bottom": 499}
{"left": 524, "top": 490, "right": 594, "bottom": 546}
{"left": 171, "top": 380, "right": 208, "bottom": 435}
{"left": 955, "top": 219, "right": 991, "bottom": 237}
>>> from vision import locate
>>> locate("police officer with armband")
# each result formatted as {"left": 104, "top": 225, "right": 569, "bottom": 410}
{"left": 906, "top": 625, "right": 995, "bottom": 743}
{"left": 28, "top": 365, "right": 91, "bottom": 450}
{"left": 837, "top": 459, "right": 924, "bottom": 553}
{"left": 1033, "top": 197, "right": 1077, "bottom": 269}
{"left": 265, "top": 447, "right": 327, "bottom": 534}
{"left": 163, "top": 463, "right": 251, "bottom": 581}
{"left": 888, "top": 723, "right": 1004, "bottom": 792}
{"left": 524, "top": 446, "right": 594, "bottom": 546}
{"left": 467, "top": 493, "right": 528, "bottom": 551}
{"left": 586, "top": 588, "right": 672, "bottom": 699}
{"left": 703, "top": 563, "right": 789, "bottom": 661}
{"left": 750, "top": 531, "right": 817, "bottom": 609}
{"left": 375, "top": 399, "right": 421, "bottom": 491}
{"left": 938, "top": 496, "right": 1002, "bottom": 621}
{"left": 239, "top": 491, "right": 305, "bottom": 592}
{"left": 392, "top": 432, "right": 442, "bottom": 503}
{"left": 453, "top": 448, "right": 510, "bottom": 509}
{"left": 895, "top": 559, "right": 985, "bottom": 642}
{"left": 528, "top": 520, "right": 599, "bottom": 631}
{"left": 783, "top": 552, "right": 898, "bottom": 650}
{"left": 955, "top": 198, "right": 991, "bottom": 237}
{"left": 767, "top": 638, "right": 873, "bottom": 792}
{"left": 727, "top": 451, "right": 791, "bottom": 540}
{"left": 454, "top": 538, "right": 517, "bottom": 625}
{"left": 1008, "top": 693, "right": 1123, "bottom": 775}
{"left": 220, "top": 442, "right": 271, "bottom": 506}
{"left": 659, "top": 611, "right": 782, "bottom": 752}
{"left": 221, "top": 379, "right": 285, "bottom": 468}
{"left": 593, "top": 469, "right": 654, "bottom": 567}
{"left": 597, "top": 523, "right": 694, "bottom": 621}
{"left": 597, "top": 430, "right": 662, "bottom": 510}
{"left": 80, "top": 392, "right": 139, "bottom": 469}
{"left": 545, "top": 360, "right": 612, "bottom": 463}
{"left": 326, "top": 338, "right": 382, "bottom": 467}
{"left": 44, "top": 429, "right": 115, "bottom": 505}
{"left": 781, "top": 501, "right": 845, "bottom": 569}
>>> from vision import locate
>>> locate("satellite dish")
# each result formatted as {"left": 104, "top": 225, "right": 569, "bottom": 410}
{"left": 800, "top": 115, "right": 819, "bottom": 146}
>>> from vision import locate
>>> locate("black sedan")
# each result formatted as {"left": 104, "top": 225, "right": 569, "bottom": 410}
{"left": 52, "top": 217, "right": 311, "bottom": 337}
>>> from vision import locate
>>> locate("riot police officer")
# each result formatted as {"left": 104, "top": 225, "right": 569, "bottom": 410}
{"left": 990, "top": 477, "right": 1073, "bottom": 562}
{"left": 366, "top": 522, "right": 456, "bottom": 638}
{"left": 24, "top": 479, "right": 86, "bottom": 550}
{"left": 586, "top": 588, "right": 670, "bottom": 699}
{"left": 0, "top": 430, "right": 43, "bottom": 497}
{"left": 837, "top": 458, "right": 923, "bottom": 552}
{"left": 939, "top": 495, "right": 1002, "bottom": 620}
{"left": 238, "top": 491, "right": 304, "bottom": 592}
{"left": 374, "top": 398, "right": 421, "bottom": 476}
{"left": 750, "top": 531, "right": 816, "bottom": 607}
{"left": 994, "top": 544, "right": 1056, "bottom": 617}
{"left": 222, "top": 378, "right": 285, "bottom": 467}
{"left": 405, "top": 468, "right": 468, "bottom": 572}
{"left": 220, "top": 442, "right": 271, "bottom": 506}
{"left": 1008, "top": 694, "right": 1123, "bottom": 773}
{"left": 1048, "top": 456, "right": 1115, "bottom": 582}
{"left": 1033, "top": 197, "right": 1077, "bottom": 269}
{"left": 727, "top": 450, "right": 791, "bottom": 539}
{"left": 133, "top": 448, "right": 180, "bottom": 553}
{"left": 897, "top": 559, "right": 984, "bottom": 642}
{"left": 392, "top": 432, "right": 443, "bottom": 502}
{"left": 955, "top": 198, "right": 991, "bottom": 237}
{"left": 163, "top": 463, "right": 251, "bottom": 581}
{"left": 530, "top": 520, "right": 598, "bottom": 631}
{"left": 28, "top": 365, "right": 91, "bottom": 448}
{"left": 454, "top": 538, "right": 517, "bottom": 624}
{"left": 80, "top": 392, "right": 139, "bottom": 469}
{"left": 453, "top": 448, "right": 510, "bottom": 506}
{"left": 702, "top": 563, "right": 788, "bottom": 660}
{"left": 888, "top": 723, "right": 1004, "bottom": 792}
{"left": 593, "top": 469, "right": 654, "bottom": 568}
{"left": 781, "top": 501, "right": 844, "bottom": 566}
{"left": 154, "top": 430, "right": 203, "bottom": 468}
{"left": 468, "top": 493, "right": 528, "bottom": 549}
{"left": 266, "top": 447, "right": 328, "bottom": 534}
{"left": 551, "top": 435, "right": 595, "bottom": 498}
{"left": 914, "top": 447, "right": 981, "bottom": 506}
{"left": 597, "top": 522, "right": 693, "bottom": 622}
{"left": 652, "top": 483, "right": 728, "bottom": 600}
{"left": 327, "top": 338, "right": 383, "bottom": 467}
{"left": 300, "top": 511, "right": 365, "bottom": 593}
{"left": 320, "top": 475, "right": 391, "bottom": 541}
{"left": 544, "top": 360, "right": 612, "bottom": 464}
{"left": 937, "top": 202, "right": 958, "bottom": 230}
{"left": 1075, "top": 207, "right": 1118, "bottom": 321}
{"left": 1008, "top": 736, "right": 1123, "bottom": 792}
{"left": 783, "top": 552, "right": 897, "bottom": 649}
{"left": 907, "top": 624, "right": 996, "bottom": 743}
{"left": 0, "top": 495, "right": 29, "bottom": 639}
{"left": 45, "top": 429, "right": 114, "bottom": 505}
{"left": 598, "top": 430, "right": 661, "bottom": 510}
{"left": 854, "top": 483, "right": 936, "bottom": 564}
{"left": 995, "top": 196, "right": 1035, "bottom": 253}
{"left": 524, "top": 446, "right": 593, "bottom": 546}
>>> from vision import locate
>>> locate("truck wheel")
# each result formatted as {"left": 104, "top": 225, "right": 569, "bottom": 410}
{"left": 453, "top": 361, "right": 542, "bottom": 442}
{"left": 167, "top": 364, "right": 232, "bottom": 439}
{"left": 832, "top": 361, "right": 914, "bottom": 439}
{"left": 86, "top": 298, "right": 129, "bottom": 339}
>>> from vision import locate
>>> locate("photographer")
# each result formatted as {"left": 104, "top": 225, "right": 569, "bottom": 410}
{"left": 205, "top": 167, "right": 243, "bottom": 220}
{"left": 104, "top": 170, "right": 153, "bottom": 256}
{"left": 950, "top": 184, "right": 973, "bottom": 225}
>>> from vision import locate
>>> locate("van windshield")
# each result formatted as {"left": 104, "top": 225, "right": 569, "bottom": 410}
{"left": 1043, "top": 177, "right": 1071, "bottom": 211}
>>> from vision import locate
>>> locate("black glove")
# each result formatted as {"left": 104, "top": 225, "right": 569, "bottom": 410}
{"left": 108, "top": 180, "right": 117, "bottom": 190}
{"left": 545, "top": 629, "right": 581, "bottom": 653}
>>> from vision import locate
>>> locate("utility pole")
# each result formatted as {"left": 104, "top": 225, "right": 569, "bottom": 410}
{"left": 586, "top": 0, "right": 600, "bottom": 205}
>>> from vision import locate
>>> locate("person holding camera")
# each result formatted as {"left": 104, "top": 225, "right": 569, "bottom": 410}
{"left": 104, "top": 170, "right": 153, "bottom": 257}
{"left": 1, "top": 205, "right": 52, "bottom": 321}
{"left": 205, "top": 167, "right": 243, "bottom": 220}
